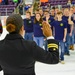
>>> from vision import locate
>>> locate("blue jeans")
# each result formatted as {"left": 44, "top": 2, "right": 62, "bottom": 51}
{"left": 70, "top": 31, "right": 74, "bottom": 45}
{"left": 24, "top": 32, "right": 33, "bottom": 41}
{"left": 74, "top": 26, "right": 75, "bottom": 43}
{"left": 59, "top": 41, "right": 65, "bottom": 61}
{"left": 33, "top": 37, "right": 44, "bottom": 48}
{"left": 65, "top": 33, "right": 70, "bottom": 54}
{"left": 44, "top": 39, "right": 48, "bottom": 51}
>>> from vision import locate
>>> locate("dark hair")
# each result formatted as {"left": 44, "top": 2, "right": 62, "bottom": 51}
{"left": 26, "top": 11, "right": 31, "bottom": 16}
{"left": 44, "top": 10, "right": 49, "bottom": 13}
{"left": 6, "top": 14, "right": 23, "bottom": 33}
{"left": 52, "top": 7, "right": 55, "bottom": 10}
{"left": 34, "top": 13, "right": 43, "bottom": 24}
{"left": 57, "top": 11, "right": 63, "bottom": 15}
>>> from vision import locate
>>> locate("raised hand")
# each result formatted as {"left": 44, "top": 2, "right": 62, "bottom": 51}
{"left": 42, "top": 21, "right": 52, "bottom": 37}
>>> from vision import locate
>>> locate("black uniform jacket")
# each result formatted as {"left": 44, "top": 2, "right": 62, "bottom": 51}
{"left": 0, "top": 33, "right": 59, "bottom": 75}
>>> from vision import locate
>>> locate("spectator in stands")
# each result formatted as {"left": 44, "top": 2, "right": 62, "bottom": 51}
{"left": 51, "top": 11, "right": 67, "bottom": 64}
{"left": 24, "top": 11, "right": 33, "bottom": 40}
{"left": 24, "top": 4, "right": 30, "bottom": 12}
{"left": 33, "top": 13, "right": 44, "bottom": 48}
{"left": 47, "top": 3, "right": 50, "bottom": 9}
{"left": 19, "top": 3, "right": 23, "bottom": 15}
{"left": 18, "top": 0, "right": 22, "bottom": 4}
{"left": 33, "top": 2, "right": 40, "bottom": 13}
{"left": 67, "top": 0, "right": 72, "bottom": 6}
{"left": 38, "top": 2, "right": 41, "bottom": 8}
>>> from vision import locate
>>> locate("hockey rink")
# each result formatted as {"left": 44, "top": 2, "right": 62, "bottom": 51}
{"left": 0, "top": 27, "right": 75, "bottom": 75}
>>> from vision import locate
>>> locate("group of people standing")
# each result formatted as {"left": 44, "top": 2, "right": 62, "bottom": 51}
{"left": 23, "top": 6, "right": 75, "bottom": 64}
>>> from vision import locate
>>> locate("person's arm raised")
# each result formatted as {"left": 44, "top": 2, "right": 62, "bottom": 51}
{"left": 30, "top": 21, "right": 59, "bottom": 64}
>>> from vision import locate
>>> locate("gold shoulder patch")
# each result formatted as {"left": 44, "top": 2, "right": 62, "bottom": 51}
{"left": 48, "top": 43, "right": 58, "bottom": 50}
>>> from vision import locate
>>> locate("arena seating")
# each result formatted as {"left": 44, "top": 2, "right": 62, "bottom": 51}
{"left": 41, "top": 0, "right": 68, "bottom": 7}
{"left": 0, "top": 0, "right": 75, "bottom": 16}
{"left": 0, "top": 5, "right": 16, "bottom": 16}
{"left": 0, "top": 0, "right": 18, "bottom": 16}
{"left": 8, "top": 0, "right": 14, "bottom": 5}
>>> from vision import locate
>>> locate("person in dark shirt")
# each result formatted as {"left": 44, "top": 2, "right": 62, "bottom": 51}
{"left": 62, "top": 8, "right": 73, "bottom": 55}
{"left": 50, "top": 9, "right": 55, "bottom": 19}
{"left": 0, "top": 14, "right": 59, "bottom": 75}
{"left": 68, "top": 7, "right": 74, "bottom": 50}
{"left": 24, "top": 4, "right": 30, "bottom": 11}
{"left": 55, "top": 7, "right": 59, "bottom": 15}
{"left": 51, "top": 11, "right": 67, "bottom": 64}
{"left": 43, "top": 10, "right": 54, "bottom": 51}
{"left": 24, "top": 11, "right": 33, "bottom": 40}
{"left": 33, "top": 13, "right": 44, "bottom": 48}
{"left": 31, "top": 9, "right": 39, "bottom": 21}
{"left": 71, "top": 6, "right": 75, "bottom": 45}
{"left": 39, "top": 8, "right": 44, "bottom": 17}
{"left": 43, "top": 10, "right": 54, "bottom": 31}
{"left": 43, "top": 10, "right": 54, "bottom": 25}
{"left": 19, "top": 3, "right": 23, "bottom": 15}
{"left": 32, "top": 8, "right": 43, "bottom": 19}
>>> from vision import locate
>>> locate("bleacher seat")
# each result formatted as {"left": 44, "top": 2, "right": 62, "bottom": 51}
{"left": 41, "top": 0, "right": 68, "bottom": 7}
{"left": 0, "top": 5, "right": 16, "bottom": 16}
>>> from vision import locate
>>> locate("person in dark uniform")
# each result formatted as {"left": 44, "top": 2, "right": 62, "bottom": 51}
{"left": 0, "top": 14, "right": 59, "bottom": 75}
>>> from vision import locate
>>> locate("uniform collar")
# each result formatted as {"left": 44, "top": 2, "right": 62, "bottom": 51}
{"left": 5, "top": 33, "right": 23, "bottom": 40}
